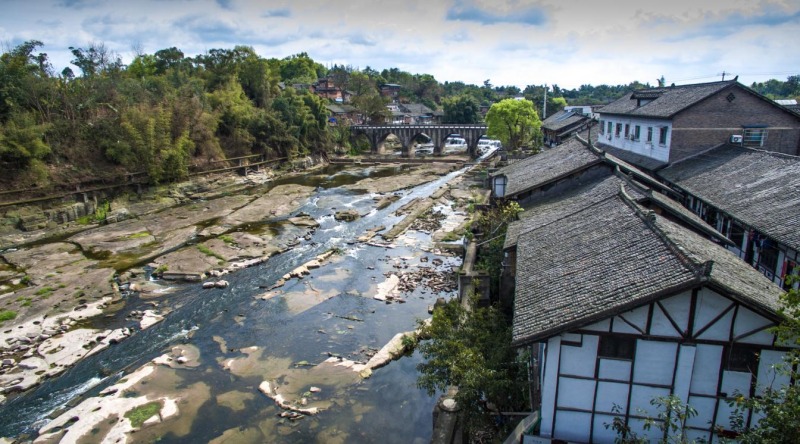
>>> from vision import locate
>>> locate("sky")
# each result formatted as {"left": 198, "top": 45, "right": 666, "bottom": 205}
{"left": 1, "top": 0, "right": 799, "bottom": 90}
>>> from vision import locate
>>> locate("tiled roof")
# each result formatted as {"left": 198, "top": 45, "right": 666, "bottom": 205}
{"left": 325, "top": 104, "right": 358, "bottom": 114}
{"left": 504, "top": 175, "right": 643, "bottom": 250}
{"left": 493, "top": 138, "right": 603, "bottom": 197}
{"left": 511, "top": 193, "right": 784, "bottom": 346}
{"left": 596, "top": 143, "right": 669, "bottom": 171}
{"left": 599, "top": 81, "right": 735, "bottom": 118}
{"left": 640, "top": 190, "right": 732, "bottom": 245}
{"left": 400, "top": 103, "right": 434, "bottom": 115}
{"left": 512, "top": 196, "right": 700, "bottom": 345}
{"left": 653, "top": 216, "right": 783, "bottom": 315}
{"left": 659, "top": 145, "right": 800, "bottom": 251}
{"left": 542, "top": 110, "right": 590, "bottom": 132}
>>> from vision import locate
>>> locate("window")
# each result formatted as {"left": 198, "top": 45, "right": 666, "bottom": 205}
{"left": 726, "top": 344, "right": 760, "bottom": 374}
{"left": 598, "top": 336, "right": 636, "bottom": 360}
{"left": 607, "top": 121, "right": 613, "bottom": 135}
{"left": 647, "top": 127, "right": 653, "bottom": 143}
{"left": 600, "top": 120, "right": 605, "bottom": 134}
{"left": 634, "top": 125, "right": 641, "bottom": 141}
{"left": 729, "top": 222, "right": 745, "bottom": 250}
{"left": 659, "top": 126, "right": 668, "bottom": 145}
{"left": 743, "top": 128, "right": 767, "bottom": 147}
{"left": 615, "top": 123, "right": 622, "bottom": 137}
{"left": 624, "top": 124, "right": 630, "bottom": 138}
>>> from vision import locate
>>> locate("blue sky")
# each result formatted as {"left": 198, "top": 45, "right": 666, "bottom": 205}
{"left": 2, "top": 0, "right": 799, "bottom": 89}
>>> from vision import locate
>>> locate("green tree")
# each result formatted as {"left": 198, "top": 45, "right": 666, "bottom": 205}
{"left": 442, "top": 94, "right": 481, "bottom": 124}
{"left": 417, "top": 295, "right": 529, "bottom": 438}
{"left": 726, "top": 274, "right": 800, "bottom": 442}
{"left": 485, "top": 98, "right": 541, "bottom": 151}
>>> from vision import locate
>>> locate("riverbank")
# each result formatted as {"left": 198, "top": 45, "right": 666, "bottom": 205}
{"left": 21, "top": 160, "right": 487, "bottom": 443}
{"left": 0, "top": 157, "right": 471, "bottom": 411}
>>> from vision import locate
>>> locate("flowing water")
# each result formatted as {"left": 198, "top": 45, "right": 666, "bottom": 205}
{"left": 0, "top": 164, "right": 467, "bottom": 443}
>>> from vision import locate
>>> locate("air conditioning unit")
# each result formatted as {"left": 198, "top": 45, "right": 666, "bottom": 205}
{"left": 730, "top": 135, "right": 743, "bottom": 144}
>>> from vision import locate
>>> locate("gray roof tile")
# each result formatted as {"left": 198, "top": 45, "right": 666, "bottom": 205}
{"left": 493, "top": 138, "right": 603, "bottom": 197}
{"left": 659, "top": 145, "right": 800, "bottom": 251}
{"left": 599, "top": 81, "right": 734, "bottom": 118}
{"left": 542, "top": 110, "right": 591, "bottom": 132}
{"left": 512, "top": 196, "right": 698, "bottom": 345}
{"left": 504, "top": 175, "right": 643, "bottom": 250}
{"left": 511, "top": 193, "right": 784, "bottom": 346}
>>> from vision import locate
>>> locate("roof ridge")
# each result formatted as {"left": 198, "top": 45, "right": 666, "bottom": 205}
{"left": 618, "top": 184, "right": 712, "bottom": 281}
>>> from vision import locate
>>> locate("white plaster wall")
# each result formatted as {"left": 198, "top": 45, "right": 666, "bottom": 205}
{"left": 629, "top": 385, "right": 671, "bottom": 418}
{"left": 686, "top": 395, "right": 717, "bottom": 430}
{"left": 613, "top": 305, "right": 649, "bottom": 334}
{"left": 595, "top": 381, "right": 630, "bottom": 413}
{"left": 598, "top": 358, "right": 631, "bottom": 382}
{"left": 733, "top": 306, "right": 774, "bottom": 345}
{"left": 652, "top": 292, "right": 692, "bottom": 336}
{"left": 584, "top": 318, "right": 610, "bottom": 332}
{"left": 756, "top": 349, "right": 791, "bottom": 396}
{"left": 592, "top": 414, "right": 619, "bottom": 443}
{"left": 560, "top": 335, "right": 598, "bottom": 378}
{"left": 694, "top": 288, "right": 734, "bottom": 340}
{"left": 553, "top": 411, "right": 592, "bottom": 442}
{"left": 539, "top": 337, "right": 560, "bottom": 437}
{"left": 633, "top": 340, "right": 677, "bottom": 385}
{"left": 557, "top": 377, "right": 596, "bottom": 410}
{"left": 598, "top": 114, "right": 672, "bottom": 162}
{"left": 689, "top": 344, "right": 723, "bottom": 395}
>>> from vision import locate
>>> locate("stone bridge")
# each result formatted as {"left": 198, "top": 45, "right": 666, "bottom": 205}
{"left": 350, "top": 124, "right": 489, "bottom": 157}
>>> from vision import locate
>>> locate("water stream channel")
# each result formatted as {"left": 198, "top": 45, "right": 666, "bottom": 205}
{"left": 0, "top": 164, "right": 468, "bottom": 443}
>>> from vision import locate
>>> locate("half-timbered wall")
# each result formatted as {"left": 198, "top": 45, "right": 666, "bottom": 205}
{"left": 535, "top": 288, "right": 786, "bottom": 443}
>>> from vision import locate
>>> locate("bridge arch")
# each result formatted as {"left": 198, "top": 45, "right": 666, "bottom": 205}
{"left": 351, "top": 124, "right": 489, "bottom": 157}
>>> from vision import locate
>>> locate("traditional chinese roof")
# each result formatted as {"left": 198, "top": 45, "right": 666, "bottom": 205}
{"left": 325, "top": 104, "right": 358, "bottom": 114}
{"left": 504, "top": 174, "right": 643, "bottom": 250}
{"left": 542, "top": 110, "right": 591, "bottom": 132}
{"left": 492, "top": 138, "right": 603, "bottom": 197}
{"left": 659, "top": 145, "right": 800, "bottom": 251}
{"left": 511, "top": 189, "right": 784, "bottom": 346}
{"left": 399, "top": 103, "right": 434, "bottom": 116}
{"left": 599, "top": 80, "right": 735, "bottom": 118}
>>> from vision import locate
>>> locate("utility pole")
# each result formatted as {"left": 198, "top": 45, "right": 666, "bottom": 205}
{"left": 543, "top": 84, "right": 548, "bottom": 120}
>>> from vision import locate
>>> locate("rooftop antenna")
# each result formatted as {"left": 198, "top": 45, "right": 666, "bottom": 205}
{"left": 718, "top": 71, "right": 729, "bottom": 81}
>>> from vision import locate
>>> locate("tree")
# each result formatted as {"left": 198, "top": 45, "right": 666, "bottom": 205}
{"left": 726, "top": 273, "right": 800, "bottom": 442}
{"left": 417, "top": 295, "right": 530, "bottom": 439}
{"left": 485, "top": 98, "right": 541, "bottom": 151}
{"left": 442, "top": 94, "right": 481, "bottom": 124}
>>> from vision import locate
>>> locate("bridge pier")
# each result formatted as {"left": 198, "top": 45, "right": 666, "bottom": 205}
{"left": 351, "top": 124, "right": 489, "bottom": 158}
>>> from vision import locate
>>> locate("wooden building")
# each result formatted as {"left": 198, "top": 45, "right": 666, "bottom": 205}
{"left": 512, "top": 188, "right": 786, "bottom": 443}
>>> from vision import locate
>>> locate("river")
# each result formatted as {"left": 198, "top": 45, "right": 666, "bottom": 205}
{"left": 0, "top": 164, "right": 468, "bottom": 443}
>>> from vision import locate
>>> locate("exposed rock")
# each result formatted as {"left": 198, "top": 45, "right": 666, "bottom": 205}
{"left": 214, "top": 280, "right": 229, "bottom": 289}
{"left": 333, "top": 209, "right": 360, "bottom": 222}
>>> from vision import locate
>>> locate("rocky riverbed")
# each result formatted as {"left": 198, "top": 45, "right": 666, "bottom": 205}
{"left": 0, "top": 157, "right": 489, "bottom": 442}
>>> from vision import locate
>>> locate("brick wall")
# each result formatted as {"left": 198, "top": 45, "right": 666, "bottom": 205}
{"left": 671, "top": 85, "right": 800, "bottom": 161}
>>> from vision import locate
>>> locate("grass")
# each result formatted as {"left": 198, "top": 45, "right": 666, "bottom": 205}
{"left": 124, "top": 401, "right": 162, "bottom": 428}
{"left": 0, "top": 310, "right": 17, "bottom": 322}
{"left": 35, "top": 287, "right": 54, "bottom": 297}
{"left": 219, "top": 234, "right": 235, "bottom": 244}
{"left": 197, "top": 245, "right": 226, "bottom": 262}
{"left": 127, "top": 231, "right": 151, "bottom": 239}
{"left": 154, "top": 264, "right": 168, "bottom": 275}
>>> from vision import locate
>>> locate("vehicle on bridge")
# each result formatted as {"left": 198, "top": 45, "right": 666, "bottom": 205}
{"left": 415, "top": 142, "right": 434, "bottom": 156}
{"left": 443, "top": 136, "right": 467, "bottom": 154}
{"left": 477, "top": 138, "right": 502, "bottom": 155}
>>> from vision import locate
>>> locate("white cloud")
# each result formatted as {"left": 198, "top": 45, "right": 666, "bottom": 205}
{"left": 1, "top": 0, "right": 797, "bottom": 89}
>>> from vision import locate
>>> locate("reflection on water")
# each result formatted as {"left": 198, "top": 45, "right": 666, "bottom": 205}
{"left": 0, "top": 165, "right": 464, "bottom": 443}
